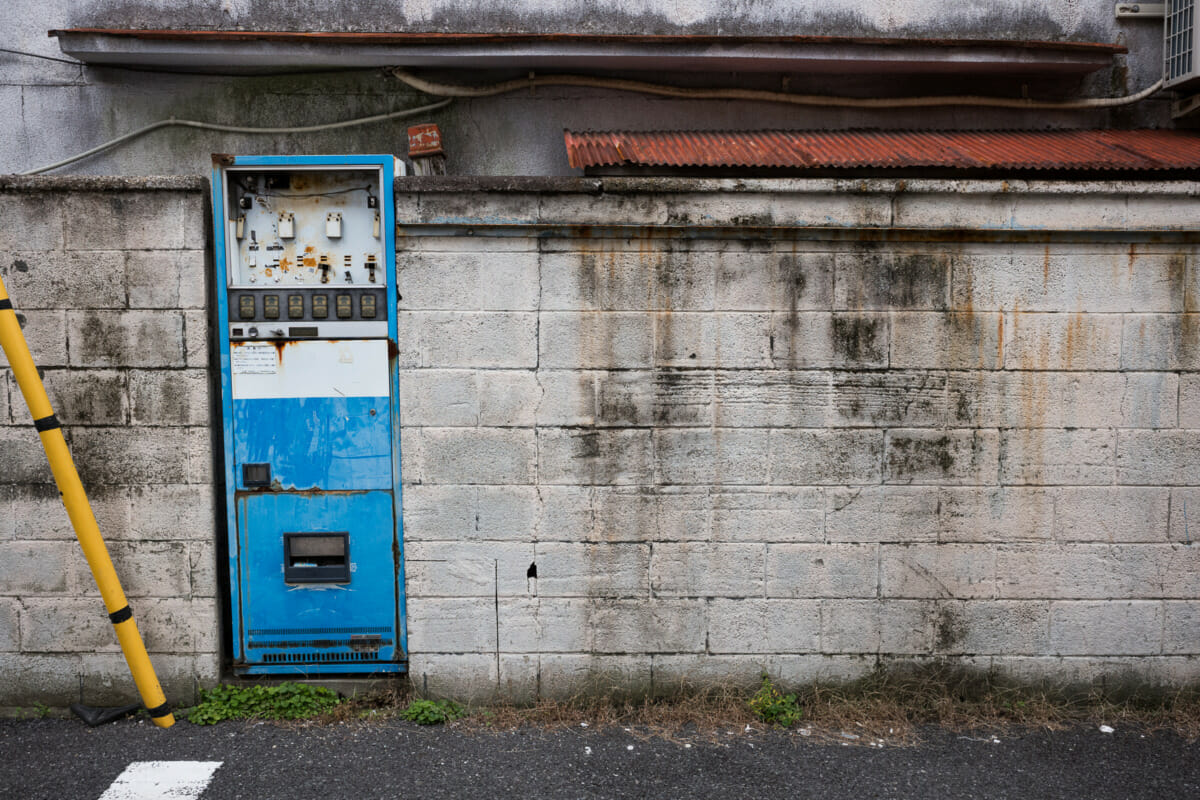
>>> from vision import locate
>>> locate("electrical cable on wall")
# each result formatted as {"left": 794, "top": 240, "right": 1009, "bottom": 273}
{"left": 0, "top": 45, "right": 88, "bottom": 66}
{"left": 19, "top": 98, "right": 453, "bottom": 175}
{"left": 10, "top": 53, "right": 1166, "bottom": 175}
{"left": 0, "top": 45, "right": 387, "bottom": 78}
{"left": 391, "top": 68, "right": 1164, "bottom": 110}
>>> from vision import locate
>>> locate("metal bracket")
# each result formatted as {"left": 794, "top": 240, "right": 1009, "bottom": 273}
{"left": 1172, "top": 93, "right": 1200, "bottom": 119}
{"left": 1116, "top": 3, "right": 1165, "bottom": 17}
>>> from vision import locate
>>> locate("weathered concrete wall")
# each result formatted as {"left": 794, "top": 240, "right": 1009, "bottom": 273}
{"left": 0, "top": 0, "right": 1171, "bottom": 176}
{"left": 396, "top": 177, "right": 1200, "bottom": 700}
{"left": 0, "top": 176, "right": 218, "bottom": 707}
{"left": 4, "top": 175, "right": 1200, "bottom": 707}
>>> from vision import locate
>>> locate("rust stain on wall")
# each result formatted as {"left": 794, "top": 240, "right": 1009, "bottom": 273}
{"left": 996, "top": 312, "right": 1005, "bottom": 367}
{"left": 1173, "top": 252, "right": 1193, "bottom": 313}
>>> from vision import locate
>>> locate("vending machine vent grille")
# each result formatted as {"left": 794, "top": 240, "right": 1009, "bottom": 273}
{"left": 248, "top": 626, "right": 391, "bottom": 636}
{"left": 262, "top": 651, "right": 380, "bottom": 664}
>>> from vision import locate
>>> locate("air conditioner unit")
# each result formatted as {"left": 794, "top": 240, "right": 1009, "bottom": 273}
{"left": 1166, "top": 0, "right": 1200, "bottom": 90}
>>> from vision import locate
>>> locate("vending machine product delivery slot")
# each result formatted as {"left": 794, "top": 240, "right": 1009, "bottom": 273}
{"left": 211, "top": 155, "right": 405, "bottom": 675}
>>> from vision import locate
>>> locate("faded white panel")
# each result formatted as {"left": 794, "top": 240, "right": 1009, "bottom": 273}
{"left": 231, "top": 339, "right": 389, "bottom": 399}
{"left": 223, "top": 167, "right": 386, "bottom": 288}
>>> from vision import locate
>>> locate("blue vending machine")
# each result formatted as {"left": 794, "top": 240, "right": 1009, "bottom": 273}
{"left": 211, "top": 155, "right": 405, "bottom": 675}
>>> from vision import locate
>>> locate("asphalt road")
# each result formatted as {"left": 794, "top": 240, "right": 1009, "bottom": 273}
{"left": 0, "top": 717, "right": 1195, "bottom": 800}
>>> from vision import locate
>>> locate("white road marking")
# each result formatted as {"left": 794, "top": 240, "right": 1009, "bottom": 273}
{"left": 98, "top": 761, "right": 222, "bottom": 800}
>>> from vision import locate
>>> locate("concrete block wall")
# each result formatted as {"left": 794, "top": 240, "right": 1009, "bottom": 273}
{"left": 0, "top": 176, "right": 218, "bottom": 707}
{"left": 3, "top": 175, "right": 1200, "bottom": 707}
{"left": 398, "top": 178, "right": 1200, "bottom": 700}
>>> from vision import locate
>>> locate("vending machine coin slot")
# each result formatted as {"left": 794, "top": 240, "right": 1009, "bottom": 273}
{"left": 284, "top": 532, "right": 350, "bottom": 584}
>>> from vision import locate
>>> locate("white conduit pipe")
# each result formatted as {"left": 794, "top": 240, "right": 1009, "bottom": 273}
{"left": 20, "top": 98, "right": 454, "bottom": 175}
{"left": 392, "top": 68, "right": 1164, "bottom": 110}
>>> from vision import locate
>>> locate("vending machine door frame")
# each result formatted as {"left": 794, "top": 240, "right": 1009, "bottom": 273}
{"left": 210, "top": 154, "right": 406, "bottom": 676}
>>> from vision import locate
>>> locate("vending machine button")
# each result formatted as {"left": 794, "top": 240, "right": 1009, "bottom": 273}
{"left": 311, "top": 294, "right": 329, "bottom": 319}
{"left": 238, "top": 295, "right": 256, "bottom": 320}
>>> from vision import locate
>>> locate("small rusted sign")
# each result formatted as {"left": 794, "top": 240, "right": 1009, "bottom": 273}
{"left": 408, "top": 124, "right": 443, "bottom": 157}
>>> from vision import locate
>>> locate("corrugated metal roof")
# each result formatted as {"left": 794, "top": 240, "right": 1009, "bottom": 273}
{"left": 564, "top": 129, "right": 1200, "bottom": 172}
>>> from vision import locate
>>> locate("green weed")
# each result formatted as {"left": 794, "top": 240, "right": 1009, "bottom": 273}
{"left": 401, "top": 698, "right": 467, "bottom": 725}
{"left": 748, "top": 674, "right": 803, "bottom": 728}
{"left": 188, "top": 682, "right": 341, "bottom": 725}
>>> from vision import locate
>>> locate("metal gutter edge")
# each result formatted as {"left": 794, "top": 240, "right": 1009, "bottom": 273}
{"left": 49, "top": 29, "right": 1120, "bottom": 75}
{"left": 47, "top": 29, "right": 1128, "bottom": 53}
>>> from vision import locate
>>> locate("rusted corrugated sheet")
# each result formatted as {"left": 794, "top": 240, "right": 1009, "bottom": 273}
{"left": 564, "top": 129, "right": 1200, "bottom": 171}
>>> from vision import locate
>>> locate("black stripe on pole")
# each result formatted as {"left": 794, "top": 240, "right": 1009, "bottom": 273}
{"left": 145, "top": 702, "right": 172, "bottom": 718}
{"left": 33, "top": 414, "right": 61, "bottom": 432}
{"left": 0, "top": 299, "right": 12, "bottom": 310}
{"left": 108, "top": 605, "right": 133, "bottom": 624}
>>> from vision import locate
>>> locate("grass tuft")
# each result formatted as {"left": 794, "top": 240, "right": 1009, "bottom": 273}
{"left": 186, "top": 665, "right": 1200, "bottom": 742}
{"left": 787, "top": 663, "right": 1200, "bottom": 742}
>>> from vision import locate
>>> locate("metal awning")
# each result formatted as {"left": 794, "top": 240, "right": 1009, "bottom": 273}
{"left": 49, "top": 28, "right": 1124, "bottom": 75}
{"left": 564, "top": 129, "right": 1200, "bottom": 173}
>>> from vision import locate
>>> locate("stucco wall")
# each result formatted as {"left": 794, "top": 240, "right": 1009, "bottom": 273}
{"left": 3, "top": 175, "right": 1200, "bottom": 708}
{"left": 0, "top": 0, "right": 1172, "bottom": 177}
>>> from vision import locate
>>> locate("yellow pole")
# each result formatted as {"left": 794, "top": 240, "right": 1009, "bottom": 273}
{"left": 0, "top": 276, "right": 174, "bottom": 728}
